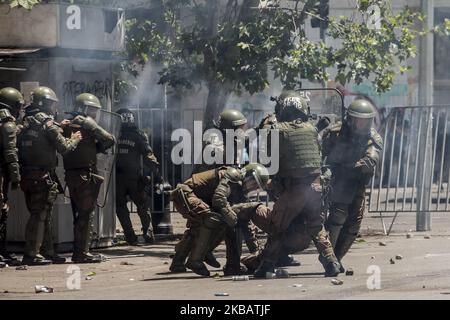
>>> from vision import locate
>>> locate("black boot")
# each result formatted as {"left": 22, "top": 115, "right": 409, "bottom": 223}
{"left": 185, "top": 260, "right": 210, "bottom": 277}
{"left": 22, "top": 254, "right": 52, "bottom": 266}
{"left": 0, "top": 252, "right": 21, "bottom": 266}
{"left": 223, "top": 263, "right": 248, "bottom": 276}
{"left": 254, "top": 261, "right": 275, "bottom": 278}
{"left": 43, "top": 254, "right": 67, "bottom": 264}
{"left": 205, "top": 252, "right": 221, "bottom": 268}
{"left": 143, "top": 229, "right": 155, "bottom": 244}
{"left": 72, "top": 252, "right": 102, "bottom": 264}
{"left": 169, "top": 264, "right": 187, "bottom": 273}
{"left": 126, "top": 235, "right": 139, "bottom": 246}
{"left": 324, "top": 261, "right": 341, "bottom": 277}
{"left": 276, "top": 254, "right": 301, "bottom": 267}
{"left": 339, "top": 261, "right": 345, "bottom": 273}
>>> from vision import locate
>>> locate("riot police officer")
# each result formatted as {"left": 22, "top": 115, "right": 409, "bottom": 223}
{"left": 62, "top": 93, "right": 115, "bottom": 264}
{"left": 0, "top": 87, "right": 23, "bottom": 266}
{"left": 19, "top": 86, "right": 82, "bottom": 265}
{"left": 322, "top": 99, "right": 383, "bottom": 272}
{"left": 195, "top": 109, "right": 262, "bottom": 265}
{"left": 253, "top": 92, "right": 341, "bottom": 278}
{"left": 255, "top": 90, "right": 309, "bottom": 268}
{"left": 115, "top": 107, "right": 160, "bottom": 245}
{"left": 170, "top": 163, "right": 269, "bottom": 277}
{"left": 193, "top": 108, "right": 248, "bottom": 174}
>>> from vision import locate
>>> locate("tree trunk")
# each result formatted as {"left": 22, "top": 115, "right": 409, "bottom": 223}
{"left": 203, "top": 81, "right": 232, "bottom": 129}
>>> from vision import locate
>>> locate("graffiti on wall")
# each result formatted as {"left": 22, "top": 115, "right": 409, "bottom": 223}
{"left": 62, "top": 79, "right": 112, "bottom": 108}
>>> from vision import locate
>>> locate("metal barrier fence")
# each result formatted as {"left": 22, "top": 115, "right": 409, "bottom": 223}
{"left": 368, "top": 105, "right": 450, "bottom": 234}
{"left": 126, "top": 107, "right": 269, "bottom": 215}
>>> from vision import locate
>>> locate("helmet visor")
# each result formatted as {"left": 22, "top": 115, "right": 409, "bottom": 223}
{"left": 242, "top": 171, "right": 264, "bottom": 194}
{"left": 74, "top": 105, "right": 100, "bottom": 121}
{"left": 46, "top": 100, "right": 58, "bottom": 116}
{"left": 349, "top": 116, "right": 372, "bottom": 135}
{"left": 86, "top": 106, "right": 100, "bottom": 121}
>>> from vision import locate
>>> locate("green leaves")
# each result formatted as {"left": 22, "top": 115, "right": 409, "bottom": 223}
{"left": 8, "top": 0, "right": 40, "bottom": 9}
{"left": 11, "top": 0, "right": 444, "bottom": 100}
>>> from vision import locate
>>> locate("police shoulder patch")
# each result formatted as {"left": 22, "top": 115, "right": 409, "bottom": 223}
{"left": 224, "top": 167, "right": 243, "bottom": 183}
{"left": 2, "top": 120, "right": 17, "bottom": 133}
{"left": 369, "top": 128, "right": 383, "bottom": 147}
{"left": 0, "top": 108, "right": 14, "bottom": 122}
{"left": 34, "top": 112, "right": 53, "bottom": 125}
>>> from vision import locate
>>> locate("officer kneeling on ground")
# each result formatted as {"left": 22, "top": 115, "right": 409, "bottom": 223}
{"left": 170, "top": 163, "right": 269, "bottom": 277}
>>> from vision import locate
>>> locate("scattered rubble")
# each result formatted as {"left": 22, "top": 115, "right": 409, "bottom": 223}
{"left": 232, "top": 276, "right": 249, "bottom": 281}
{"left": 331, "top": 279, "right": 343, "bottom": 285}
{"left": 395, "top": 255, "right": 403, "bottom": 260}
{"left": 390, "top": 258, "right": 395, "bottom": 264}
{"left": 35, "top": 285, "right": 53, "bottom": 293}
{"left": 406, "top": 233, "right": 413, "bottom": 239}
{"left": 379, "top": 242, "right": 387, "bottom": 246}
{"left": 16, "top": 265, "right": 27, "bottom": 270}
{"left": 120, "top": 261, "right": 134, "bottom": 266}
{"left": 345, "top": 268, "right": 354, "bottom": 276}
{"left": 215, "top": 293, "right": 229, "bottom": 296}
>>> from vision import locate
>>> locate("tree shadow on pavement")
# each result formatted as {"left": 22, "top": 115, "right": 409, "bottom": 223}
{"left": 95, "top": 248, "right": 173, "bottom": 259}
{"left": 141, "top": 274, "right": 211, "bottom": 281}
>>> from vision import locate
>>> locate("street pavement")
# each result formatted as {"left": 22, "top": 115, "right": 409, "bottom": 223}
{"left": 1, "top": 211, "right": 450, "bottom": 300}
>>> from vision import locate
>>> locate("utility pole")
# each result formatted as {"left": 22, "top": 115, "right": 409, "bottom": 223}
{"left": 417, "top": 0, "right": 434, "bottom": 231}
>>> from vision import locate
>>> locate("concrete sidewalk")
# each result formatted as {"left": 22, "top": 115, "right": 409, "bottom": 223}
{"left": 1, "top": 212, "right": 450, "bottom": 300}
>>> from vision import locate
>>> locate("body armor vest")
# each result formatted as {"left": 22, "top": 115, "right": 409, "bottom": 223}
{"left": 276, "top": 120, "right": 321, "bottom": 178}
{"left": 116, "top": 127, "right": 145, "bottom": 176}
{"left": 18, "top": 113, "right": 58, "bottom": 170}
{"left": 63, "top": 126, "right": 97, "bottom": 170}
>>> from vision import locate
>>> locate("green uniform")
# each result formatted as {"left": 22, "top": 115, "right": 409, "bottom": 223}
{"left": 62, "top": 115, "right": 115, "bottom": 262}
{"left": 192, "top": 133, "right": 260, "bottom": 259}
{"left": 170, "top": 167, "right": 246, "bottom": 276}
{"left": 19, "top": 111, "right": 79, "bottom": 262}
{"left": 0, "top": 109, "right": 20, "bottom": 260}
{"left": 235, "top": 202, "right": 311, "bottom": 272}
{"left": 254, "top": 119, "right": 339, "bottom": 277}
{"left": 322, "top": 122, "right": 382, "bottom": 262}
{"left": 116, "top": 125, "right": 159, "bottom": 244}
